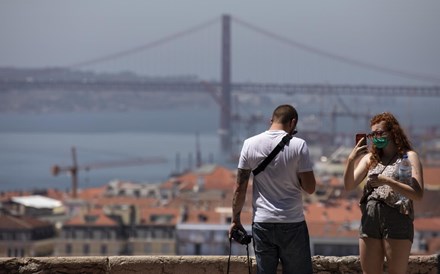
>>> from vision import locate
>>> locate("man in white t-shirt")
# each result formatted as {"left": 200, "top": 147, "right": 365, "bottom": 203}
{"left": 229, "top": 104, "right": 316, "bottom": 274}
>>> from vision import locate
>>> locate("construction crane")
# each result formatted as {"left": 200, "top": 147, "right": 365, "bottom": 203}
{"left": 51, "top": 146, "right": 167, "bottom": 198}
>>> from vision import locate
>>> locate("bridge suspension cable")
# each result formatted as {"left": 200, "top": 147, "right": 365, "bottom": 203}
{"left": 232, "top": 16, "right": 440, "bottom": 85}
{"left": 68, "top": 17, "right": 220, "bottom": 69}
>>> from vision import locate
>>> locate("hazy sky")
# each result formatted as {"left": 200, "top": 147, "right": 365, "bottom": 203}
{"left": 1, "top": 1, "right": 439, "bottom": 85}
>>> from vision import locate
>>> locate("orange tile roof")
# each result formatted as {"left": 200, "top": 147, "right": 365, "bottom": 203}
{"left": 235, "top": 210, "right": 252, "bottom": 225}
{"left": 160, "top": 165, "right": 236, "bottom": 192}
{"left": 77, "top": 186, "right": 107, "bottom": 200}
{"left": 64, "top": 208, "right": 118, "bottom": 227}
{"left": 316, "top": 176, "right": 343, "bottom": 187}
{"left": 331, "top": 176, "right": 343, "bottom": 187}
{"left": 423, "top": 166, "right": 440, "bottom": 187}
{"left": 0, "top": 215, "right": 52, "bottom": 229}
{"left": 413, "top": 188, "right": 440, "bottom": 217}
{"left": 184, "top": 209, "right": 224, "bottom": 224}
{"left": 414, "top": 216, "right": 440, "bottom": 232}
{"left": 44, "top": 188, "right": 67, "bottom": 201}
{"left": 305, "top": 193, "right": 361, "bottom": 240}
{"left": 304, "top": 199, "right": 361, "bottom": 223}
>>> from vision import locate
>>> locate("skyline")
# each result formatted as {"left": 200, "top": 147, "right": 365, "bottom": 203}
{"left": 1, "top": 1, "right": 440, "bottom": 85}
{"left": 1, "top": 1, "right": 439, "bottom": 204}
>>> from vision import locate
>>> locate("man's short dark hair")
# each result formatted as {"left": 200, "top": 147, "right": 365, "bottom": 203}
{"left": 272, "top": 105, "right": 298, "bottom": 125}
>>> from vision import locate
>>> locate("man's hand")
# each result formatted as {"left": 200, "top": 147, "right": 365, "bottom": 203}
{"left": 229, "top": 222, "right": 245, "bottom": 239}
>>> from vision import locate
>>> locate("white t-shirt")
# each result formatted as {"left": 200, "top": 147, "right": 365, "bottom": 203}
{"left": 238, "top": 130, "right": 313, "bottom": 223}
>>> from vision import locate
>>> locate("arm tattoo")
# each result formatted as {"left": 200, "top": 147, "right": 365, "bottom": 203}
{"left": 237, "top": 168, "right": 251, "bottom": 186}
{"left": 232, "top": 169, "right": 251, "bottom": 222}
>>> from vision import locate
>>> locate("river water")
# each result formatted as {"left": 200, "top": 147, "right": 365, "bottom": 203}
{"left": 0, "top": 96, "right": 438, "bottom": 192}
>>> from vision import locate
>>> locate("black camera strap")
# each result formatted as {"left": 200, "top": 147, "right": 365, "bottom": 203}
{"left": 227, "top": 237, "right": 252, "bottom": 274}
{"left": 252, "top": 133, "right": 293, "bottom": 177}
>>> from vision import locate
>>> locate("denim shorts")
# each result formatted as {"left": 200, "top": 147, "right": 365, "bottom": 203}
{"left": 360, "top": 200, "right": 414, "bottom": 242}
{"left": 252, "top": 221, "right": 313, "bottom": 274}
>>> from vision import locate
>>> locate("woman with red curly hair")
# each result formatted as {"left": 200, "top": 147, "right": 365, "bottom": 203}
{"left": 343, "top": 112, "right": 424, "bottom": 274}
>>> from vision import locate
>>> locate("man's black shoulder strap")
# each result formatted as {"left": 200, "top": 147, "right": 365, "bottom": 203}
{"left": 252, "top": 134, "right": 292, "bottom": 176}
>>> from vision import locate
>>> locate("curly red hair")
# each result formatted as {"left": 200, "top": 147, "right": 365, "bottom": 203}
{"left": 368, "top": 112, "right": 413, "bottom": 169}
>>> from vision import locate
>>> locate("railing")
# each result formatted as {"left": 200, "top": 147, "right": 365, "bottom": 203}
{"left": 0, "top": 255, "right": 438, "bottom": 274}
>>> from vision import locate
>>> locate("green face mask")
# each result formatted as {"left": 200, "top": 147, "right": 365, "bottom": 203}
{"left": 372, "top": 137, "right": 389, "bottom": 149}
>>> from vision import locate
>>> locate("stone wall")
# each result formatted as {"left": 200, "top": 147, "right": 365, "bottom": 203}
{"left": 0, "top": 255, "right": 437, "bottom": 274}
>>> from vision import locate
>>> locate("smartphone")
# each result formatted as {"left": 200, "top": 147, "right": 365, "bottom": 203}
{"left": 355, "top": 133, "right": 367, "bottom": 146}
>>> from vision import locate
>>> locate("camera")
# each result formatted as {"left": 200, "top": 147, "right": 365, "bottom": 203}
{"left": 231, "top": 228, "right": 252, "bottom": 245}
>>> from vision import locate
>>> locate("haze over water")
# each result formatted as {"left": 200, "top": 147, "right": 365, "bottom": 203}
{"left": 0, "top": 94, "right": 438, "bottom": 192}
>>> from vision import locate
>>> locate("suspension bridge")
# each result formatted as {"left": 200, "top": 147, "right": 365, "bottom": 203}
{"left": 1, "top": 15, "right": 439, "bottom": 152}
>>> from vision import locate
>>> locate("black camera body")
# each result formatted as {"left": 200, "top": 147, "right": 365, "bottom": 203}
{"left": 231, "top": 228, "right": 252, "bottom": 245}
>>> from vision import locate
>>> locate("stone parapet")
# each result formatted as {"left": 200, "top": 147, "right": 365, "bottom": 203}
{"left": 0, "top": 255, "right": 437, "bottom": 274}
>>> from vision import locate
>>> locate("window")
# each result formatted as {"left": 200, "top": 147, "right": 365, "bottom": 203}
{"left": 164, "top": 229, "right": 174, "bottom": 239}
{"left": 144, "top": 229, "right": 151, "bottom": 238}
{"left": 161, "top": 243, "right": 172, "bottom": 254}
{"left": 83, "top": 244, "right": 90, "bottom": 255}
{"left": 155, "top": 229, "right": 163, "bottom": 238}
{"left": 144, "top": 243, "right": 152, "bottom": 254}
{"left": 198, "top": 214, "right": 207, "bottom": 222}
{"left": 14, "top": 248, "right": 22, "bottom": 257}
{"left": 100, "top": 229, "right": 112, "bottom": 240}
{"left": 194, "top": 243, "right": 201, "bottom": 255}
{"left": 18, "top": 232, "right": 27, "bottom": 241}
{"left": 86, "top": 229, "right": 94, "bottom": 239}
{"left": 66, "top": 244, "right": 72, "bottom": 255}
{"left": 101, "top": 244, "right": 107, "bottom": 255}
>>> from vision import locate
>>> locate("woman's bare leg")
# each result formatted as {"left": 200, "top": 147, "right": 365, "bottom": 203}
{"left": 383, "top": 239, "right": 412, "bottom": 274}
{"left": 359, "top": 238, "right": 384, "bottom": 274}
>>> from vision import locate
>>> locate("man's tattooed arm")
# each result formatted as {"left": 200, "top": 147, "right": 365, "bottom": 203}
{"left": 232, "top": 168, "right": 251, "bottom": 224}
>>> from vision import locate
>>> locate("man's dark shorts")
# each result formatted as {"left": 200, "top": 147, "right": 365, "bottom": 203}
{"left": 360, "top": 199, "right": 413, "bottom": 242}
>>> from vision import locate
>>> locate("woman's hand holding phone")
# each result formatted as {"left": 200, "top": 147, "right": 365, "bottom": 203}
{"left": 355, "top": 133, "right": 367, "bottom": 147}
{"left": 348, "top": 133, "right": 368, "bottom": 163}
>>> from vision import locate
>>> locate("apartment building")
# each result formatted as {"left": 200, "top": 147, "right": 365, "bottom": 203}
{"left": 56, "top": 182, "right": 178, "bottom": 256}
{"left": 127, "top": 207, "right": 178, "bottom": 255}
{"left": 56, "top": 208, "right": 124, "bottom": 256}
{"left": 0, "top": 214, "right": 56, "bottom": 257}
